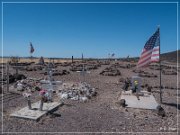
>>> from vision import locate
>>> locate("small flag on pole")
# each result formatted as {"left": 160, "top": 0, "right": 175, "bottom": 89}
{"left": 137, "top": 28, "right": 160, "bottom": 68}
{"left": 30, "top": 42, "right": 35, "bottom": 54}
{"left": 111, "top": 53, "right": 115, "bottom": 57}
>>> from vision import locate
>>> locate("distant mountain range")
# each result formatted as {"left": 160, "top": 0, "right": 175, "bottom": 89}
{"left": 161, "top": 50, "right": 179, "bottom": 63}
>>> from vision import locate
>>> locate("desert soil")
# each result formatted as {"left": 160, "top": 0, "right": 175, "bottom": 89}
{"left": 0, "top": 60, "right": 179, "bottom": 135}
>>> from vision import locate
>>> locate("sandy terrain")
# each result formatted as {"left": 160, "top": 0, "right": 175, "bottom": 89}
{"left": 0, "top": 60, "right": 179, "bottom": 135}
{"left": 1, "top": 57, "right": 81, "bottom": 64}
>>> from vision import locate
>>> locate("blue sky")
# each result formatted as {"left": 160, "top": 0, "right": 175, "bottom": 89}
{"left": 1, "top": 1, "right": 178, "bottom": 58}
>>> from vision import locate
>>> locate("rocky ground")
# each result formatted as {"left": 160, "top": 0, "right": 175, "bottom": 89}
{"left": 0, "top": 60, "right": 179, "bottom": 135}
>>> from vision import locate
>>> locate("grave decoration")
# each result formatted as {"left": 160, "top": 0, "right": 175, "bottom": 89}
{"left": 40, "top": 64, "right": 62, "bottom": 101}
{"left": 131, "top": 76, "right": 142, "bottom": 93}
{"left": 119, "top": 76, "right": 159, "bottom": 110}
{"left": 23, "top": 92, "right": 32, "bottom": 110}
{"left": 58, "top": 82, "right": 97, "bottom": 102}
{"left": 13, "top": 79, "right": 41, "bottom": 92}
{"left": 122, "top": 78, "right": 131, "bottom": 91}
{"left": 10, "top": 64, "right": 62, "bottom": 121}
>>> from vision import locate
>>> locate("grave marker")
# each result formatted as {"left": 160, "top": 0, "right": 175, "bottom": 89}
{"left": 131, "top": 76, "right": 142, "bottom": 93}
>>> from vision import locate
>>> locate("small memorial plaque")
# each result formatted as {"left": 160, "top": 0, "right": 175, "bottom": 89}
{"left": 131, "top": 76, "right": 142, "bottom": 93}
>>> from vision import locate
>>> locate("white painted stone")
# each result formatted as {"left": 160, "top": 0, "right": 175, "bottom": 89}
{"left": 80, "top": 96, "right": 88, "bottom": 102}
{"left": 17, "top": 83, "right": 23, "bottom": 91}
{"left": 60, "top": 93, "right": 68, "bottom": 99}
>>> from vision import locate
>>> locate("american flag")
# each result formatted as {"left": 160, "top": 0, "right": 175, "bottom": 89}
{"left": 30, "top": 42, "right": 34, "bottom": 54}
{"left": 137, "top": 28, "right": 160, "bottom": 68}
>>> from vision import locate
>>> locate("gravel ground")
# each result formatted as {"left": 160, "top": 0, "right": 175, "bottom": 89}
{"left": 1, "top": 60, "right": 179, "bottom": 135}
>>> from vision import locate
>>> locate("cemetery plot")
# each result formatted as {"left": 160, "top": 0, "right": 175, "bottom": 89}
{"left": 42, "top": 69, "right": 70, "bottom": 76}
{"left": 119, "top": 76, "right": 159, "bottom": 110}
{"left": 12, "top": 78, "right": 42, "bottom": 92}
{"left": 10, "top": 101, "right": 61, "bottom": 121}
{"left": 58, "top": 82, "right": 97, "bottom": 102}
{"left": 111, "top": 63, "right": 136, "bottom": 69}
{"left": 2, "top": 59, "right": 179, "bottom": 132}
{"left": 162, "top": 69, "right": 177, "bottom": 75}
{"left": 100, "top": 66, "right": 121, "bottom": 76}
{"left": 120, "top": 90, "right": 159, "bottom": 110}
{"left": 132, "top": 69, "right": 157, "bottom": 78}
{"left": 70, "top": 63, "right": 100, "bottom": 72}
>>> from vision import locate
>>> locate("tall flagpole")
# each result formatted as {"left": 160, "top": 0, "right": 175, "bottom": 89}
{"left": 159, "top": 26, "right": 162, "bottom": 104}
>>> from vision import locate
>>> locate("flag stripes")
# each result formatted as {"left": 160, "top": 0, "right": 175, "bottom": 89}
{"left": 137, "top": 28, "right": 160, "bottom": 68}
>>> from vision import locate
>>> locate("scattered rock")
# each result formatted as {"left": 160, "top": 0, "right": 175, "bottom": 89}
{"left": 156, "top": 105, "right": 165, "bottom": 117}
{"left": 13, "top": 74, "right": 26, "bottom": 81}
{"left": 43, "top": 70, "right": 70, "bottom": 76}
{"left": 100, "top": 67, "right": 121, "bottom": 76}
{"left": 162, "top": 69, "right": 177, "bottom": 75}
{"left": 25, "top": 65, "right": 44, "bottom": 71}
{"left": 119, "top": 99, "right": 126, "bottom": 107}
{"left": 147, "top": 86, "right": 152, "bottom": 92}
{"left": 58, "top": 82, "right": 96, "bottom": 102}
{"left": 70, "top": 63, "right": 100, "bottom": 72}
{"left": 132, "top": 69, "right": 157, "bottom": 78}
{"left": 14, "top": 78, "right": 41, "bottom": 92}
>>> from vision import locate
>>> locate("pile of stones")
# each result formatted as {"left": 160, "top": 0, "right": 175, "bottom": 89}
{"left": 99, "top": 60, "right": 110, "bottom": 65}
{"left": 150, "top": 64, "right": 178, "bottom": 71}
{"left": 86, "top": 64, "right": 99, "bottom": 70}
{"left": 111, "top": 63, "right": 136, "bottom": 69}
{"left": 24, "top": 65, "right": 44, "bottom": 71}
{"left": 100, "top": 67, "right": 121, "bottom": 76}
{"left": 149, "top": 65, "right": 160, "bottom": 70}
{"left": 0, "top": 73, "right": 26, "bottom": 84}
{"left": 132, "top": 69, "right": 157, "bottom": 78}
{"left": 153, "top": 85, "right": 179, "bottom": 90}
{"left": 70, "top": 64, "right": 86, "bottom": 72}
{"left": 59, "top": 62, "right": 72, "bottom": 67}
{"left": 13, "top": 78, "right": 41, "bottom": 92}
{"left": 9, "top": 62, "right": 31, "bottom": 66}
{"left": 162, "top": 69, "right": 177, "bottom": 75}
{"left": 0, "top": 64, "right": 6, "bottom": 69}
{"left": 47, "top": 62, "right": 57, "bottom": 68}
{"left": 58, "top": 82, "right": 97, "bottom": 102}
{"left": 70, "top": 63, "right": 100, "bottom": 72}
{"left": 43, "top": 69, "right": 70, "bottom": 76}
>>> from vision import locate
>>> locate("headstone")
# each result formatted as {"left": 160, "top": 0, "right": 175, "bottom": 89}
{"left": 131, "top": 76, "right": 142, "bottom": 93}
{"left": 38, "top": 56, "right": 45, "bottom": 65}
{"left": 48, "top": 63, "right": 54, "bottom": 68}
